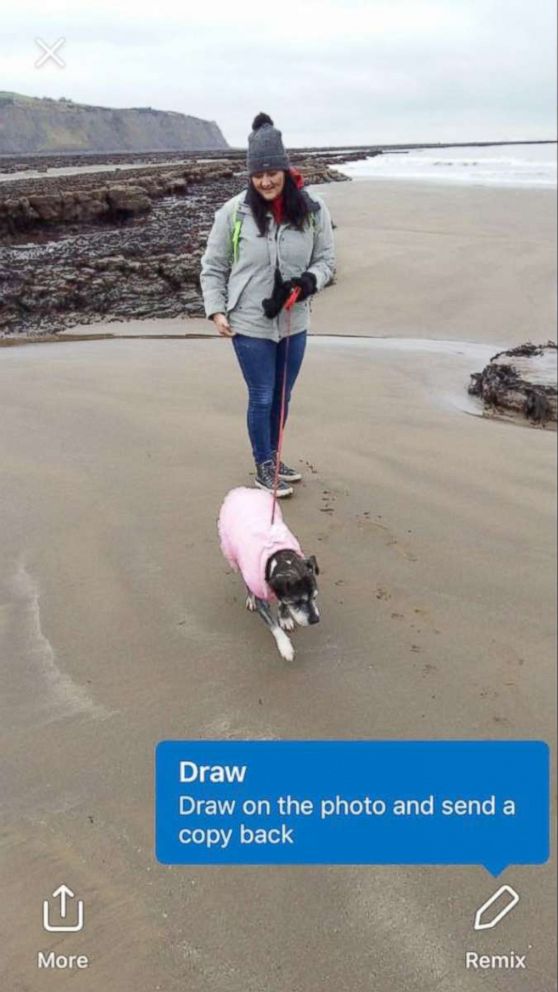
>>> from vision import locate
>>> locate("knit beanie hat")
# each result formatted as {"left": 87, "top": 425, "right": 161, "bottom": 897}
{"left": 247, "top": 113, "right": 290, "bottom": 175}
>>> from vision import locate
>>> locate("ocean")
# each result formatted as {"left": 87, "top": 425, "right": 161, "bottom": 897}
{"left": 334, "top": 142, "right": 557, "bottom": 188}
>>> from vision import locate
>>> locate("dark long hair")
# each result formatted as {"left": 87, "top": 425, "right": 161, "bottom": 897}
{"left": 245, "top": 170, "right": 312, "bottom": 236}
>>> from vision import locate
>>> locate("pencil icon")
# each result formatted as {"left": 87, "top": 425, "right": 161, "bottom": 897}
{"left": 474, "top": 885, "right": 520, "bottom": 931}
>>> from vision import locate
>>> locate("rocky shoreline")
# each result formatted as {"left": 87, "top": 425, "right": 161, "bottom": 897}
{"left": 0, "top": 153, "right": 348, "bottom": 338}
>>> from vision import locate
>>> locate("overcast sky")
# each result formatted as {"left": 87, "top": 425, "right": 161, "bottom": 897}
{"left": 2, "top": 0, "right": 556, "bottom": 146}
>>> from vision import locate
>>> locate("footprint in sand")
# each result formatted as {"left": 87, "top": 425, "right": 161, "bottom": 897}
{"left": 356, "top": 515, "right": 418, "bottom": 562}
{"left": 375, "top": 586, "right": 391, "bottom": 601}
{"left": 320, "top": 488, "right": 339, "bottom": 514}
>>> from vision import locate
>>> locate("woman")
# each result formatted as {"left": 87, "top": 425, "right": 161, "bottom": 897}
{"left": 200, "top": 113, "right": 335, "bottom": 497}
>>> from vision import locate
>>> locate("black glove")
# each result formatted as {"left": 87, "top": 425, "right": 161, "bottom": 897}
{"left": 262, "top": 269, "right": 318, "bottom": 318}
{"left": 289, "top": 271, "right": 317, "bottom": 301}
{"left": 262, "top": 268, "right": 293, "bottom": 319}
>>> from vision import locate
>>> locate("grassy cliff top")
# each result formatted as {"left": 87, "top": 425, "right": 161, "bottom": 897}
{"left": 0, "top": 93, "right": 183, "bottom": 114}
{"left": 0, "top": 91, "right": 39, "bottom": 101}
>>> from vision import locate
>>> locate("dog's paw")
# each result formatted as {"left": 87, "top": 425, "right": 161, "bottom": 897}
{"left": 274, "top": 629, "right": 295, "bottom": 661}
{"left": 278, "top": 638, "right": 295, "bottom": 662}
{"left": 279, "top": 613, "right": 295, "bottom": 631}
{"left": 245, "top": 594, "right": 257, "bottom": 611}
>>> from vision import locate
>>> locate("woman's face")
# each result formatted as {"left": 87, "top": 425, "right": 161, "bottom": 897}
{"left": 251, "top": 170, "right": 285, "bottom": 200}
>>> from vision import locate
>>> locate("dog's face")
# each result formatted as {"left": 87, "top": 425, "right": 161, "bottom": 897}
{"left": 266, "top": 552, "right": 320, "bottom": 626}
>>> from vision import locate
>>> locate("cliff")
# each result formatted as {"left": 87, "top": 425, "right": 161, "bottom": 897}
{"left": 0, "top": 92, "right": 229, "bottom": 154}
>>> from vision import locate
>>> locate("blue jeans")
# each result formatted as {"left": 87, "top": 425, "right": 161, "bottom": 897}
{"left": 232, "top": 331, "right": 307, "bottom": 464}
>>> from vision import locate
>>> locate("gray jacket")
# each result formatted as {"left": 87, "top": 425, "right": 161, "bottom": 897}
{"left": 199, "top": 189, "right": 335, "bottom": 341}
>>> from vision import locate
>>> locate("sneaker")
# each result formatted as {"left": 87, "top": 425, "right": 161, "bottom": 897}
{"left": 254, "top": 460, "right": 294, "bottom": 497}
{"left": 273, "top": 456, "right": 302, "bottom": 483}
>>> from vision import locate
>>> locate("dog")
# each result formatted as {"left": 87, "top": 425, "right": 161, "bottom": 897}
{"left": 218, "top": 487, "right": 320, "bottom": 660}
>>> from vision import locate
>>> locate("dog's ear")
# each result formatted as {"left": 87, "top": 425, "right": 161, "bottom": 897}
{"left": 305, "top": 555, "right": 320, "bottom": 575}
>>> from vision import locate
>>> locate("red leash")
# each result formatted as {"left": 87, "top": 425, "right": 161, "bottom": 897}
{"left": 271, "top": 286, "right": 301, "bottom": 524}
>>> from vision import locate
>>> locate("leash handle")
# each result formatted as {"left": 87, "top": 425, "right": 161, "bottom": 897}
{"left": 270, "top": 286, "right": 300, "bottom": 523}
{"left": 285, "top": 286, "right": 301, "bottom": 310}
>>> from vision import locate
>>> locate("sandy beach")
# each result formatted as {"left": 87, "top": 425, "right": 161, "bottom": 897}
{"left": 1, "top": 179, "right": 556, "bottom": 990}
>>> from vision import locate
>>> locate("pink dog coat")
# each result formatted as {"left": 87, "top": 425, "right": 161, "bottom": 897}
{"left": 218, "top": 487, "right": 303, "bottom": 601}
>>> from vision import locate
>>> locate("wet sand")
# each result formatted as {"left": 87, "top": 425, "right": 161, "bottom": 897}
{"left": 311, "top": 178, "right": 557, "bottom": 343}
{"left": 1, "top": 180, "right": 556, "bottom": 991}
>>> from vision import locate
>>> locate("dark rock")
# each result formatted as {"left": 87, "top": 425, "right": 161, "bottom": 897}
{"left": 469, "top": 341, "right": 557, "bottom": 427}
{"left": 105, "top": 185, "right": 152, "bottom": 216}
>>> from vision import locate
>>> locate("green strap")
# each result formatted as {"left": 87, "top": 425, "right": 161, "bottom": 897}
{"left": 231, "top": 206, "right": 242, "bottom": 264}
